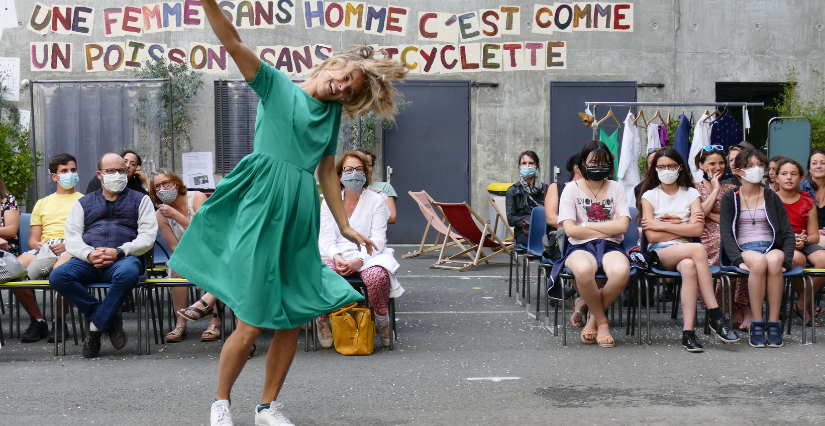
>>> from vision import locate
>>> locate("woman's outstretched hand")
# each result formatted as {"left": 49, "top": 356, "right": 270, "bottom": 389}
{"left": 340, "top": 226, "right": 378, "bottom": 255}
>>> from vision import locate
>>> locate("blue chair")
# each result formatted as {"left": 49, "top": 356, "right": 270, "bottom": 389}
{"left": 639, "top": 228, "right": 723, "bottom": 345}
{"left": 719, "top": 244, "right": 814, "bottom": 344}
{"left": 521, "top": 207, "right": 548, "bottom": 319}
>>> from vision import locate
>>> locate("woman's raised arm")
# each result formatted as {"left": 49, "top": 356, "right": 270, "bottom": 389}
{"left": 201, "top": 0, "right": 261, "bottom": 82}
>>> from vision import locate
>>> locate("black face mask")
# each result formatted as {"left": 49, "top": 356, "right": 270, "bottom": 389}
{"left": 585, "top": 165, "right": 611, "bottom": 181}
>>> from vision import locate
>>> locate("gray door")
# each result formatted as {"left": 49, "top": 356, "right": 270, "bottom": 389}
{"left": 549, "top": 81, "right": 637, "bottom": 184}
{"left": 382, "top": 81, "right": 471, "bottom": 244}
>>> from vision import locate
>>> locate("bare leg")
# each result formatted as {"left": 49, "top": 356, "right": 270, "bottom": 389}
{"left": 595, "top": 251, "right": 631, "bottom": 340}
{"left": 565, "top": 251, "right": 602, "bottom": 328}
{"left": 215, "top": 319, "right": 261, "bottom": 400}
{"left": 794, "top": 250, "right": 825, "bottom": 322}
{"left": 764, "top": 250, "right": 786, "bottom": 322}
{"left": 741, "top": 251, "right": 769, "bottom": 321}
{"left": 657, "top": 243, "right": 718, "bottom": 330}
{"left": 171, "top": 287, "right": 190, "bottom": 329}
{"left": 260, "top": 327, "right": 301, "bottom": 404}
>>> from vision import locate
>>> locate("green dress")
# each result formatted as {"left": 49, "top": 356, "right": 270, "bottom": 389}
{"left": 600, "top": 126, "right": 619, "bottom": 180}
{"left": 167, "top": 63, "right": 363, "bottom": 330}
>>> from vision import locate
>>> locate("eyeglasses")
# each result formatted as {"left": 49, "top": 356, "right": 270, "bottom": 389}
{"left": 655, "top": 164, "right": 681, "bottom": 172}
{"left": 154, "top": 180, "right": 174, "bottom": 191}
{"left": 342, "top": 166, "right": 365, "bottom": 173}
{"left": 99, "top": 168, "right": 128, "bottom": 175}
{"left": 702, "top": 145, "right": 724, "bottom": 152}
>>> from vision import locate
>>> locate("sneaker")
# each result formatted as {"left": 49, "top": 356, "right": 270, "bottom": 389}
{"left": 377, "top": 316, "right": 391, "bottom": 347}
{"left": 255, "top": 402, "right": 294, "bottom": 426}
{"left": 83, "top": 331, "right": 102, "bottom": 358}
{"left": 749, "top": 320, "right": 767, "bottom": 348}
{"left": 766, "top": 321, "right": 784, "bottom": 348}
{"left": 211, "top": 400, "right": 233, "bottom": 426}
{"left": 681, "top": 332, "right": 704, "bottom": 353}
{"left": 708, "top": 316, "right": 740, "bottom": 343}
{"left": 316, "top": 317, "right": 333, "bottom": 348}
{"left": 108, "top": 313, "right": 128, "bottom": 350}
{"left": 21, "top": 318, "right": 49, "bottom": 343}
{"left": 47, "top": 320, "right": 67, "bottom": 343}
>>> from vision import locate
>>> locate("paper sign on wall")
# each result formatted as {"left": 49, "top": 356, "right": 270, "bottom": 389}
{"left": 182, "top": 151, "right": 216, "bottom": 189}
{"left": 0, "top": 57, "right": 20, "bottom": 101}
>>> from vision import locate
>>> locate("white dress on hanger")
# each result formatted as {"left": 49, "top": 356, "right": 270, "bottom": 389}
{"left": 689, "top": 112, "right": 714, "bottom": 182}
{"left": 647, "top": 123, "right": 661, "bottom": 152}
{"left": 618, "top": 111, "right": 641, "bottom": 206}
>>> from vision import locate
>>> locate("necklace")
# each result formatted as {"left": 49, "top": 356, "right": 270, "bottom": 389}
{"left": 583, "top": 179, "right": 606, "bottom": 202}
{"left": 741, "top": 190, "right": 761, "bottom": 226}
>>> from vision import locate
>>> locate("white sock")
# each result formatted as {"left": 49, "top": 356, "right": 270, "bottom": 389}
{"left": 375, "top": 313, "right": 389, "bottom": 322}
{"left": 89, "top": 322, "right": 99, "bottom": 332}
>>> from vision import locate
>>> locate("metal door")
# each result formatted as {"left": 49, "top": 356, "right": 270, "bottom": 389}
{"left": 549, "top": 82, "right": 637, "bottom": 184}
{"left": 382, "top": 81, "right": 471, "bottom": 244}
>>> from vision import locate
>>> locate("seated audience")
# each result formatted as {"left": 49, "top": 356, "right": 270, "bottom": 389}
{"left": 356, "top": 147, "right": 397, "bottom": 224}
{"left": 148, "top": 169, "right": 221, "bottom": 342}
{"left": 640, "top": 147, "right": 739, "bottom": 352}
{"left": 775, "top": 158, "right": 825, "bottom": 327}
{"left": 721, "top": 148, "right": 795, "bottom": 348}
{"left": 16, "top": 153, "right": 83, "bottom": 343}
{"left": 316, "top": 151, "right": 404, "bottom": 348}
{"left": 766, "top": 156, "right": 788, "bottom": 192}
{"left": 550, "top": 140, "right": 631, "bottom": 348}
{"left": 86, "top": 149, "right": 150, "bottom": 196}
{"left": 50, "top": 153, "right": 158, "bottom": 358}
{"left": 798, "top": 149, "right": 825, "bottom": 231}
{"left": 0, "top": 168, "right": 20, "bottom": 256}
{"left": 506, "top": 150, "right": 550, "bottom": 247}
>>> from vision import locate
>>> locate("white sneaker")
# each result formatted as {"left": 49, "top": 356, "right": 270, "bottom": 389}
{"left": 255, "top": 402, "right": 295, "bottom": 426}
{"left": 211, "top": 400, "right": 233, "bottom": 426}
{"left": 316, "top": 317, "right": 333, "bottom": 348}
{"left": 376, "top": 315, "right": 391, "bottom": 347}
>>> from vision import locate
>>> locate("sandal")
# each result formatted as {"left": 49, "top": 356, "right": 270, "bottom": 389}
{"left": 177, "top": 298, "right": 214, "bottom": 322}
{"left": 201, "top": 324, "right": 221, "bottom": 341}
{"left": 569, "top": 297, "right": 586, "bottom": 328}
{"left": 596, "top": 321, "right": 615, "bottom": 348}
{"left": 165, "top": 326, "right": 188, "bottom": 343}
{"left": 581, "top": 325, "right": 597, "bottom": 345}
{"left": 793, "top": 305, "right": 822, "bottom": 327}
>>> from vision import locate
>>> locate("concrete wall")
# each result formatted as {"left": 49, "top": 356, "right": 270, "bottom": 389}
{"left": 2, "top": 0, "right": 824, "bottom": 220}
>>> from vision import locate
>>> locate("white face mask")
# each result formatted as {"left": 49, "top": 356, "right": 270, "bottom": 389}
{"left": 657, "top": 169, "right": 680, "bottom": 185}
{"left": 741, "top": 166, "right": 765, "bottom": 184}
{"left": 102, "top": 173, "right": 128, "bottom": 194}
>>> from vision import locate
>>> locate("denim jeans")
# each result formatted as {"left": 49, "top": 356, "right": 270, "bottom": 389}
{"left": 739, "top": 240, "right": 772, "bottom": 254}
{"left": 49, "top": 256, "right": 141, "bottom": 334}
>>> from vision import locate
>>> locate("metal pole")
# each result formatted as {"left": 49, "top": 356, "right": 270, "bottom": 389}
{"left": 585, "top": 101, "right": 764, "bottom": 108}
{"left": 169, "top": 78, "right": 175, "bottom": 172}
{"left": 32, "top": 78, "right": 168, "bottom": 84}
{"left": 29, "top": 81, "right": 37, "bottom": 201}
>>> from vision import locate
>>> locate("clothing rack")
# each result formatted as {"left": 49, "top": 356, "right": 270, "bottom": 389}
{"left": 585, "top": 101, "right": 765, "bottom": 140}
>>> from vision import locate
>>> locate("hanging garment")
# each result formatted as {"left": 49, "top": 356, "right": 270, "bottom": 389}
{"left": 599, "top": 126, "right": 619, "bottom": 180}
{"left": 689, "top": 112, "right": 713, "bottom": 182}
{"left": 658, "top": 124, "right": 670, "bottom": 147}
{"left": 710, "top": 114, "right": 743, "bottom": 153}
{"left": 647, "top": 123, "right": 661, "bottom": 152}
{"left": 673, "top": 114, "right": 692, "bottom": 170}
{"left": 618, "top": 111, "right": 641, "bottom": 206}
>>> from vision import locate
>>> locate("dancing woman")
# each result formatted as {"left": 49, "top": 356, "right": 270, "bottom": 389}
{"left": 166, "top": 2, "right": 407, "bottom": 425}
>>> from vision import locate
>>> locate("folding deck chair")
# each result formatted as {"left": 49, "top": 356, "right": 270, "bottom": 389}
{"left": 402, "top": 191, "right": 468, "bottom": 258}
{"left": 430, "top": 202, "right": 514, "bottom": 271}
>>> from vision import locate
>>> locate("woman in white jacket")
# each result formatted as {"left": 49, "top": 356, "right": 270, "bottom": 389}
{"left": 317, "top": 151, "right": 404, "bottom": 348}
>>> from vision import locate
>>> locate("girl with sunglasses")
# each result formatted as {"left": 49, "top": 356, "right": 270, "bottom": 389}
{"left": 694, "top": 146, "right": 752, "bottom": 330}
{"left": 639, "top": 147, "right": 740, "bottom": 352}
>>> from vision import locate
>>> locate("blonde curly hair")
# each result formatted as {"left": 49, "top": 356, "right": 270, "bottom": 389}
{"left": 308, "top": 46, "right": 408, "bottom": 120}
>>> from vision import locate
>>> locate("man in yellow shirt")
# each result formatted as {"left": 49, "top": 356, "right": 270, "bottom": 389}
{"left": 17, "top": 153, "right": 83, "bottom": 343}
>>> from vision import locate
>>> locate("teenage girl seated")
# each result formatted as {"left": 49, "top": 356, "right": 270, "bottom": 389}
{"left": 639, "top": 147, "right": 739, "bottom": 352}
{"left": 775, "top": 158, "right": 825, "bottom": 327}
{"left": 720, "top": 148, "right": 796, "bottom": 348}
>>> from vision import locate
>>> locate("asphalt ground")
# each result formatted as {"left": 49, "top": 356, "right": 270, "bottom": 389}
{"left": 1, "top": 245, "right": 824, "bottom": 425}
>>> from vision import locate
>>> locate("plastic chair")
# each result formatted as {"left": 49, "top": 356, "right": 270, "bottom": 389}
{"left": 486, "top": 196, "right": 525, "bottom": 298}
{"left": 430, "top": 202, "right": 515, "bottom": 271}
{"left": 402, "top": 191, "right": 468, "bottom": 259}
{"left": 521, "top": 207, "right": 547, "bottom": 319}
{"left": 719, "top": 245, "right": 814, "bottom": 344}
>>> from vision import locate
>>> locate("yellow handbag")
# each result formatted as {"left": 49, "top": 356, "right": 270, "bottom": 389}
{"left": 329, "top": 302, "right": 374, "bottom": 356}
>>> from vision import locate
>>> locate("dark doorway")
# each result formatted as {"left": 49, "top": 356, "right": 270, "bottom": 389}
{"left": 382, "top": 81, "right": 471, "bottom": 244}
{"left": 548, "top": 81, "right": 637, "bottom": 185}
{"left": 716, "top": 82, "right": 786, "bottom": 151}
